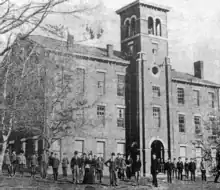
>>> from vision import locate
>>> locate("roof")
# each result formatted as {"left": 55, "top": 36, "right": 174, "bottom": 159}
{"left": 171, "top": 70, "right": 220, "bottom": 87}
{"left": 27, "top": 35, "right": 129, "bottom": 64}
{"left": 116, "top": 0, "right": 171, "bottom": 14}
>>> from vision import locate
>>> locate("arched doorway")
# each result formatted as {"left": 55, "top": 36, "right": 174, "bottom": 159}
{"left": 151, "top": 140, "right": 164, "bottom": 163}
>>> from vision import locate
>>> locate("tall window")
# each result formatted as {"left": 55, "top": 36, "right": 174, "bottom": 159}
{"left": 128, "top": 45, "right": 134, "bottom": 55}
{"left": 97, "top": 105, "right": 105, "bottom": 124}
{"left": 152, "top": 86, "right": 160, "bottom": 97}
{"left": 131, "top": 17, "right": 136, "bottom": 36}
{"left": 117, "top": 75, "right": 125, "bottom": 96}
{"left": 180, "top": 146, "right": 186, "bottom": 158}
{"left": 97, "top": 141, "right": 105, "bottom": 159}
{"left": 125, "top": 20, "right": 130, "bottom": 38}
{"left": 148, "top": 17, "right": 154, "bottom": 35}
{"left": 117, "top": 108, "right": 125, "bottom": 128}
{"left": 194, "top": 116, "right": 201, "bottom": 134}
{"left": 75, "top": 140, "right": 84, "bottom": 157}
{"left": 153, "top": 107, "right": 160, "bottom": 128}
{"left": 177, "top": 88, "right": 185, "bottom": 104}
{"left": 117, "top": 143, "right": 125, "bottom": 156}
{"left": 208, "top": 92, "right": 215, "bottom": 108}
{"left": 156, "top": 19, "right": 162, "bottom": 36}
{"left": 178, "top": 114, "right": 185, "bottom": 133}
{"left": 97, "top": 72, "right": 105, "bottom": 96}
{"left": 76, "top": 68, "right": 85, "bottom": 94}
{"left": 193, "top": 90, "right": 200, "bottom": 106}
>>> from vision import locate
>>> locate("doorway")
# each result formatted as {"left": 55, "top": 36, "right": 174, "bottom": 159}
{"left": 151, "top": 140, "right": 165, "bottom": 163}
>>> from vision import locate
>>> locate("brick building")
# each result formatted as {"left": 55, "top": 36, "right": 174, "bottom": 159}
{"left": 5, "top": 35, "right": 128, "bottom": 175}
{"left": 3, "top": 0, "right": 220, "bottom": 176}
{"left": 116, "top": 0, "right": 220, "bottom": 176}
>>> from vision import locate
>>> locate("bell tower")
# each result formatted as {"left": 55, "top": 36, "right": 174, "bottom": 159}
{"left": 116, "top": 0, "right": 171, "bottom": 176}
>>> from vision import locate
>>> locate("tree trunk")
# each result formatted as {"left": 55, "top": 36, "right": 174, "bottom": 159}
{"left": 0, "top": 137, "right": 7, "bottom": 173}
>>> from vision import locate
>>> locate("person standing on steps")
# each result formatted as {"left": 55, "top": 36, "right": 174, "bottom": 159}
{"left": 184, "top": 158, "right": 189, "bottom": 179}
{"left": 151, "top": 154, "right": 159, "bottom": 187}
{"left": 200, "top": 158, "right": 206, "bottom": 181}
{"left": 105, "top": 152, "right": 118, "bottom": 187}
{"left": 177, "top": 157, "right": 183, "bottom": 180}
{"left": 133, "top": 154, "right": 142, "bottom": 186}
{"left": 165, "top": 158, "right": 173, "bottom": 183}
{"left": 189, "top": 158, "right": 196, "bottom": 181}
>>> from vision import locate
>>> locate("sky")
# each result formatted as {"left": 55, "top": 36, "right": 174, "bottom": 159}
{"left": 5, "top": 0, "right": 220, "bottom": 84}
{"left": 102, "top": 0, "right": 220, "bottom": 84}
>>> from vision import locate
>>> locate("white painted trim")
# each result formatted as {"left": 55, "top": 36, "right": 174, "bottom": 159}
{"left": 131, "top": 15, "right": 137, "bottom": 20}
{"left": 20, "top": 138, "right": 26, "bottom": 142}
{"left": 124, "top": 17, "right": 131, "bottom": 25}
{"left": 148, "top": 137, "right": 166, "bottom": 149}
{"left": 95, "top": 138, "right": 106, "bottom": 142}
{"left": 116, "top": 72, "right": 126, "bottom": 76}
{"left": 77, "top": 66, "right": 86, "bottom": 70}
{"left": 179, "top": 144, "right": 187, "bottom": 147}
{"left": 127, "top": 41, "right": 134, "bottom": 45}
{"left": 193, "top": 113, "right": 202, "bottom": 117}
{"left": 9, "top": 140, "right": 14, "bottom": 144}
{"left": 96, "top": 69, "right": 107, "bottom": 73}
{"left": 32, "top": 136, "right": 39, "bottom": 140}
{"left": 97, "top": 103, "right": 107, "bottom": 107}
{"left": 116, "top": 139, "right": 126, "bottom": 143}
{"left": 177, "top": 112, "right": 186, "bottom": 115}
{"left": 75, "top": 137, "right": 85, "bottom": 141}
{"left": 151, "top": 40, "right": 159, "bottom": 44}
{"left": 116, "top": 105, "right": 126, "bottom": 109}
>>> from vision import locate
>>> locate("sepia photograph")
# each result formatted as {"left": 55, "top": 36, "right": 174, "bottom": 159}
{"left": 0, "top": 0, "right": 220, "bottom": 189}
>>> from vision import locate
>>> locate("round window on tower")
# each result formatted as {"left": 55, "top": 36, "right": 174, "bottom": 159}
{"left": 152, "top": 66, "right": 159, "bottom": 75}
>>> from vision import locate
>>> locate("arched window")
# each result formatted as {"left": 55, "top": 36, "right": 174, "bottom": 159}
{"left": 156, "top": 19, "right": 162, "bottom": 36}
{"left": 148, "top": 17, "right": 154, "bottom": 35}
{"left": 125, "top": 20, "right": 130, "bottom": 38}
{"left": 131, "top": 17, "right": 136, "bottom": 36}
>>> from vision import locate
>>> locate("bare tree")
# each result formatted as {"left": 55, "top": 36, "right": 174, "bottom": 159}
{"left": 0, "top": 0, "right": 104, "bottom": 57}
{"left": 0, "top": 0, "right": 105, "bottom": 171}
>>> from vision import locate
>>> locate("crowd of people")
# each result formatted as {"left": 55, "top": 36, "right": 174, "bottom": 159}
{"left": 3, "top": 149, "right": 142, "bottom": 186}
{"left": 3, "top": 149, "right": 220, "bottom": 187}
{"left": 151, "top": 155, "right": 220, "bottom": 187}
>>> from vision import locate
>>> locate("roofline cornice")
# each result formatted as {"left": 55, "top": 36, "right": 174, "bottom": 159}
{"left": 44, "top": 48, "right": 130, "bottom": 65}
{"left": 116, "top": 0, "right": 171, "bottom": 14}
{"left": 172, "top": 78, "right": 220, "bottom": 88}
{"left": 28, "top": 39, "right": 129, "bottom": 65}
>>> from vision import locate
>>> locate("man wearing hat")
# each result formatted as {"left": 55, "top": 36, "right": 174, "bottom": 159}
{"left": 105, "top": 152, "right": 117, "bottom": 187}
{"left": 71, "top": 151, "right": 81, "bottom": 184}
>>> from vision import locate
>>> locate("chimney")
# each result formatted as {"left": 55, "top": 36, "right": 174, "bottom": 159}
{"left": 67, "top": 33, "right": 74, "bottom": 50}
{"left": 107, "top": 44, "right": 113, "bottom": 57}
{"left": 194, "top": 61, "right": 204, "bottom": 79}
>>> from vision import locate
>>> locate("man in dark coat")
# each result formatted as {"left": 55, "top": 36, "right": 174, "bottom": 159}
{"left": 165, "top": 158, "right": 173, "bottom": 183}
{"left": 52, "top": 153, "right": 60, "bottom": 181}
{"left": 177, "top": 157, "right": 183, "bottom": 180}
{"left": 105, "top": 152, "right": 117, "bottom": 187}
{"left": 214, "top": 161, "right": 220, "bottom": 183}
{"left": 184, "top": 158, "right": 189, "bottom": 179}
{"left": 189, "top": 158, "right": 196, "bottom": 181}
{"left": 151, "top": 154, "right": 159, "bottom": 187}
{"left": 71, "top": 151, "right": 81, "bottom": 184}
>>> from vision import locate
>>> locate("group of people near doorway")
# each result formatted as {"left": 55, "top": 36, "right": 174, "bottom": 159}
{"left": 151, "top": 154, "right": 220, "bottom": 187}
{"left": 3, "top": 149, "right": 142, "bottom": 186}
